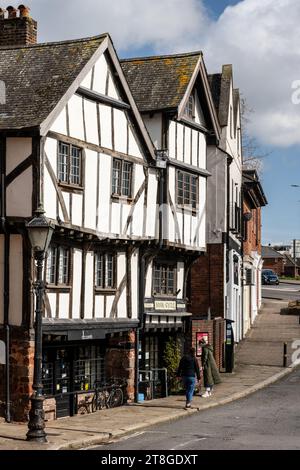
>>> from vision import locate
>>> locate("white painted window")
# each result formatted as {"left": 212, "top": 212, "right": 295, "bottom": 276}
{"left": 95, "top": 253, "right": 116, "bottom": 290}
{"left": 112, "top": 158, "right": 133, "bottom": 198}
{"left": 184, "top": 95, "right": 194, "bottom": 119}
{"left": 153, "top": 262, "right": 177, "bottom": 296}
{"left": 46, "top": 246, "right": 70, "bottom": 286}
{"left": 177, "top": 170, "right": 198, "bottom": 209}
{"left": 58, "top": 141, "right": 82, "bottom": 186}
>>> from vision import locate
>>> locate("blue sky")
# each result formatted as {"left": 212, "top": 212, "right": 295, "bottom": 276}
{"left": 18, "top": 1, "right": 300, "bottom": 245}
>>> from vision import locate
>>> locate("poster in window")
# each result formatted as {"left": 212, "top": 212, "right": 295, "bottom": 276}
{"left": 196, "top": 332, "right": 209, "bottom": 357}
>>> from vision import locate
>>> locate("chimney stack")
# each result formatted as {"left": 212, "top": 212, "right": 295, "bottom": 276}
{"left": 0, "top": 5, "right": 37, "bottom": 47}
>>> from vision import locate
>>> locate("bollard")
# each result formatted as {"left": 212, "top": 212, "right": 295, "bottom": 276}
{"left": 283, "top": 342, "right": 288, "bottom": 368}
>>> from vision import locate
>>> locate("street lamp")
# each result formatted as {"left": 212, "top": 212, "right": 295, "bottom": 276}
{"left": 26, "top": 206, "right": 54, "bottom": 443}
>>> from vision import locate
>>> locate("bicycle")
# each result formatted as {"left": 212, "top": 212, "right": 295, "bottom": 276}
{"left": 92, "top": 378, "right": 125, "bottom": 411}
{"left": 77, "top": 394, "right": 93, "bottom": 414}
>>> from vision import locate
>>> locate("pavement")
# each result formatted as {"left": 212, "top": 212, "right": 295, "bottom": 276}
{"left": 0, "top": 298, "right": 299, "bottom": 451}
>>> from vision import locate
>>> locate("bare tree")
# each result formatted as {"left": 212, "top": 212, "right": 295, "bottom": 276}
{"left": 241, "top": 96, "right": 270, "bottom": 173}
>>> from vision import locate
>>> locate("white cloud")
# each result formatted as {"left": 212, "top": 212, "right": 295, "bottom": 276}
{"left": 12, "top": 0, "right": 300, "bottom": 147}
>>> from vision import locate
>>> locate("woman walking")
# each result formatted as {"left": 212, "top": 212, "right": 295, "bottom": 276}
{"left": 177, "top": 347, "right": 201, "bottom": 409}
{"left": 199, "top": 338, "right": 221, "bottom": 397}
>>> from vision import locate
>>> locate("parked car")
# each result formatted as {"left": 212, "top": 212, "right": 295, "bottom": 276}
{"left": 262, "top": 269, "right": 279, "bottom": 285}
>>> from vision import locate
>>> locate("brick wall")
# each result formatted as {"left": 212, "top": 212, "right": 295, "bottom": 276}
{"left": 263, "top": 258, "right": 285, "bottom": 276}
{"left": 0, "top": 327, "right": 34, "bottom": 422}
{"left": 105, "top": 330, "right": 136, "bottom": 402}
{"left": 243, "top": 202, "right": 262, "bottom": 256}
{"left": 190, "top": 244, "right": 225, "bottom": 318}
{"left": 191, "top": 318, "right": 225, "bottom": 371}
{"left": 0, "top": 17, "right": 37, "bottom": 47}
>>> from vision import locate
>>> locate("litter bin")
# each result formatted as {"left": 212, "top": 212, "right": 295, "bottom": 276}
{"left": 225, "top": 319, "right": 235, "bottom": 373}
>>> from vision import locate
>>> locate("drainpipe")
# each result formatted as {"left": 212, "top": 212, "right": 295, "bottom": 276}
{"left": 241, "top": 185, "right": 245, "bottom": 339}
{"left": 1, "top": 136, "right": 10, "bottom": 423}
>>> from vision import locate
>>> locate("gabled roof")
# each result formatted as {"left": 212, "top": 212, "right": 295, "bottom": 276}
{"left": 0, "top": 35, "right": 106, "bottom": 130}
{"left": 284, "top": 253, "right": 300, "bottom": 268}
{"left": 208, "top": 65, "right": 241, "bottom": 132}
{"left": 261, "top": 246, "right": 284, "bottom": 259}
{"left": 243, "top": 169, "right": 268, "bottom": 207}
{"left": 120, "top": 52, "right": 201, "bottom": 113}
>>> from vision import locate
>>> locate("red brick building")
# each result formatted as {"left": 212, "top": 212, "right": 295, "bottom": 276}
{"left": 261, "top": 246, "right": 285, "bottom": 276}
{"left": 243, "top": 170, "right": 268, "bottom": 334}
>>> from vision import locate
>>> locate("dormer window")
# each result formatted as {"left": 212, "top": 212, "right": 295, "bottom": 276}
{"left": 184, "top": 95, "right": 195, "bottom": 119}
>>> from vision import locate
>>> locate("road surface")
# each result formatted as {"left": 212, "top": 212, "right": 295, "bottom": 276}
{"left": 89, "top": 367, "right": 300, "bottom": 450}
{"left": 262, "top": 281, "right": 300, "bottom": 301}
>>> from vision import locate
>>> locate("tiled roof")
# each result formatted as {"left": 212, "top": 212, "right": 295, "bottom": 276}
{"left": 120, "top": 52, "right": 201, "bottom": 113}
{"left": 262, "top": 246, "right": 284, "bottom": 259}
{"left": 0, "top": 35, "right": 106, "bottom": 130}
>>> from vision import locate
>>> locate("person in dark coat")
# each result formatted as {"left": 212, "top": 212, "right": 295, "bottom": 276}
{"left": 199, "top": 338, "right": 221, "bottom": 397}
{"left": 177, "top": 347, "right": 201, "bottom": 409}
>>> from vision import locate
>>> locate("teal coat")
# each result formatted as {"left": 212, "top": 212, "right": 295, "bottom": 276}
{"left": 201, "top": 344, "right": 221, "bottom": 387}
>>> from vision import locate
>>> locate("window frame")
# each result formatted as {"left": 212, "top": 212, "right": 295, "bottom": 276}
{"left": 176, "top": 169, "right": 198, "bottom": 212}
{"left": 184, "top": 94, "right": 195, "bottom": 120}
{"left": 57, "top": 141, "right": 83, "bottom": 189}
{"left": 45, "top": 245, "right": 71, "bottom": 288}
{"left": 111, "top": 157, "right": 133, "bottom": 200}
{"left": 152, "top": 261, "right": 177, "bottom": 297}
{"left": 94, "top": 252, "right": 117, "bottom": 293}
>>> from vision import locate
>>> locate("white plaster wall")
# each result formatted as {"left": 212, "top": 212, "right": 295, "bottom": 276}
{"left": 108, "top": 74, "right": 119, "bottom": 100}
{"left": 68, "top": 95, "right": 85, "bottom": 141}
{"left": 146, "top": 170, "right": 158, "bottom": 238}
{"left": 9, "top": 235, "right": 23, "bottom": 326}
{"left": 95, "top": 295, "right": 105, "bottom": 318}
{"left": 72, "top": 194, "right": 83, "bottom": 227}
{"left": 47, "top": 292, "right": 56, "bottom": 319}
{"left": 84, "top": 149, "right": 98, "bottom": 230}
{"left": 84, "top": 252, "right": 94, "bottom": 319}
{"left": 81, "top": 69, "right": 93, "bottom": 89}
{"left": 6, "top": 138, "right": 32, "bottom": 175}
{"left": 6, "top": 167, "right": 32, "bottom": 217}
{"left": 128, "top": 126, "right": 142, "bottom": 159}
{"left": 168, "top": 120, "right": 176, "bottom": 158}
{"left": 198, "top": 132, "right": 206, "bottom": 169}
{"left": 184, "top": 126, "right": 191, "bottom": 165}
{"left": 145, "top": 262, "right": 153, "bottom": 298}
{"left": 131, "top": 249, "right": 138, "bottom": 319}
{"left": 84, "top": 99, "right": 99, "bottom": 145}
{"left": 114, "top": 109, "right": 127, "bottom": 154}
{"left": 59, "top": 191, "right": 70, "bottom": 223}
{"left": 177, "top": 262, "right": 184, "bottom": 299}
{"left": 44, "top": 138, "right": 57, "bottom": 170}
{"left": 99, "top": 104, "right": 112, "bottom": 149}
{"left": 97, "top": 153, "right": 111, "bottom": 233}
{"left": 44, "top": 166, "right": 57, "bottom": 220}
{"left": 72, "top": 249, "right": 82, "bottom": 319}
{"left": 192, "top": 130, "right": 198, "bottom": 167}
{"left": 59, "top": 293, "right": 69, "bottom": 319}
{"left": 176, "top": 123, "right": 184, "bottom": 162}
{"left": 50, "top": 107, "right": 68, "bottom": 135}
{"left": 0, "top": 235, "right": 4, "bottom": 324}
{"left": 92, "top": 54, "right": 108, "bottom": 95}
{"left": 143, "top": 114, "right": 162, "bottom": 149}
{"left": 106, "top": 295, "right": 114, "bottom": 317}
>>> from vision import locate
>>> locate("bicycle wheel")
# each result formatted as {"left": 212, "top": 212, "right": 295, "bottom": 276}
{"left": 77, "top": 404, "right": 89, "bottom": 415}
{"left": 92, "top": 392, "right": 106, "bottom": 411}
{"left": 108, "top": 388, "right": 123, "bottom": 408}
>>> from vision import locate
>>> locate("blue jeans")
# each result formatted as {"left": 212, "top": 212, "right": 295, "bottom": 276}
{"left": 182, "top": 376, "right": 196, "bottom": 404}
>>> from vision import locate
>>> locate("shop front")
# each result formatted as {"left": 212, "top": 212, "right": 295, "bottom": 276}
{"left": 42, "top": 320, "right": 138, "bottom": 419}
{"left": 138, "top": 298, "right": 191, "bottom": 399}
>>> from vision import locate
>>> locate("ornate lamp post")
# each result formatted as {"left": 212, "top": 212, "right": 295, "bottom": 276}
{"left": 26, "top": 207, "right": 54, "bottom": 443}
